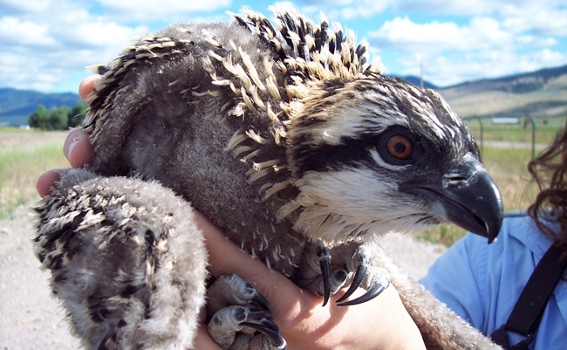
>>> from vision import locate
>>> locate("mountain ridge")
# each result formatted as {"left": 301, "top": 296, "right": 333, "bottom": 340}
{"left": 0, "top": 88, "right": 82, "bottom": 126}
{"left": 437, "top": 64, "right": 567, "bottom": 119}
{"left": 1, "top": 63, "right": 566, "bottom": 126}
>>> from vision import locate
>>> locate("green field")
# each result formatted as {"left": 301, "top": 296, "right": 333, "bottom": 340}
{"left": 0, "top": 125, "right": 560, "bottom": 245}
{"left": 466, "top": 116, "right": 565, "bottom": 144}
{"left": 0, "top": 129, "right": 68, "bottom": 219}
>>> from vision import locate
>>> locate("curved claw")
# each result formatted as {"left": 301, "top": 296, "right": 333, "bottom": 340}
{"left": 336, "top": 262, "right": 367, "bottom": 304}
{"left": 242, "top": 320, "right": 287, "bottom": 350}
{"left": 320, "top": 258, "right": 331, "bottom": 306}
{"left": 241, "top": 309, "right": 286, "bottom": 349}
{"left": 251, "top": 287, "right": 271, "bottom": 311}
{"left": 337, "top": 279, "right": 388, "bottom": 306}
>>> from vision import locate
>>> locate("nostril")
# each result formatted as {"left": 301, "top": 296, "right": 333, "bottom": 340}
{"left": 442, "top": 173, "right": 469, "bottom": 187}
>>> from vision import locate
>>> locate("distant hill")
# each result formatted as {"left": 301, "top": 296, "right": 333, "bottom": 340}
{"left": 437, "top": 64, "right": 567, "bottom": 119}
{"left": 0, "top": 88, "right": 82, "bottom": 126}
{"left": 1, "top": 63, "right": 566, "bottom": 126}
{"left": 396, "top": 75, "right": 437, "bottom": 89}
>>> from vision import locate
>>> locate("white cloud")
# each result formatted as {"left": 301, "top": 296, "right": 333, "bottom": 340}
{"left": 0, "top": 0, "right": 153, "bottom": 92}
{"left": 527, "top": 48, "right": 567, "bottom": 67}
{"left": 0, "top": 17, "right": 57, "bottom": 46}
{"left": 393, "top": 0, "right": 494, "bottom": 16}
{"left": 369, "top": 17, "right": 515, "bottom": 53}
{"left": 0, "top": 0, "right": 50, "bottom": 15}
{"left": 270, "top": 1, "right": 306, "bottom": 13}
{"left": 1, "top": 0, "right": 566, "bottom": 92}
{"left": 391, "top": 0, "right": 564, "bottom": 17}
{"left": 57, "top": 20, "right": 148, "bottom": 48}
{"left": 0, "top": 0, "right": 243, "bottom": 92}
{"left": 393, "top": 46, "right": 567, "bottom": 87}
{"left": 366, "top": 7, "right": 567, "bottom": 87}
{"left": 502, "top": 8, "right": 567, "bottom": 37}
{"left": 97, "top": 0, "right": 232, "bottom": 22}
{"left": 517, "top": 35, "right": 557, "bottom": 47}
{"left": 337, "top": 0, "right": 393, "bottom": 19}
{"left": 298, "top": 0, "right": 355, "bottom": 5}
{"left": 286, "top": 0, "right": 393, "bottom": 19}
{"left": 0, "top": 51, "right": 65, "bottom": 91}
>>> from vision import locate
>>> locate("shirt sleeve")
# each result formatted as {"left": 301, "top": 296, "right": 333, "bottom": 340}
{"left": 419, "top": 233, "right": 488, "bottom": 330}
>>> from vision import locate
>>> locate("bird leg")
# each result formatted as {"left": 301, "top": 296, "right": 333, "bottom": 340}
{"left": 207, "top": 274, "right": 286, "bottom": 350}
{"left": 293, "top": 240, "right": 390, "bottom": 306}
{"left": 292, "top": 240, "right": 350, "bottom": 306}
{"left": 331, "top": 242, "right": 391, "bottom": 306}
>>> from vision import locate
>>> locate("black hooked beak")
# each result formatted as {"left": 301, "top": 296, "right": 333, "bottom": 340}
{"left": 401, "top": 153, "right": 503, "bottom": 243}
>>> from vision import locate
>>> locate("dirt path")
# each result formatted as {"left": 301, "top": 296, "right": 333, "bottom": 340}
{"left": 0, "top": 203, "right": 444, "bottom": 349}
{"left": 0, "top": 205, "right": 80, "bottom": 349}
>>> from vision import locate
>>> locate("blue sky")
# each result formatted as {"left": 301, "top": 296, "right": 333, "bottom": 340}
{"left": 2, "top": 0, "right": 567, "bottom": 93}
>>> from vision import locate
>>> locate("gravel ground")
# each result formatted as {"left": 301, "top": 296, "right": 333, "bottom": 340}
{"left": 0, "top": 204, "right": 445, "bottom": 349}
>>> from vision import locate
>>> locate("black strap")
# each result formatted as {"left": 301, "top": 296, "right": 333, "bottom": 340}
{"left": 490, "top": 243, "right": 567, "bottom": 349}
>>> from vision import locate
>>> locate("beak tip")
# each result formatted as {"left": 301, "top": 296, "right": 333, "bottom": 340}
{"left": 478, "top": 207, "right": 502, "bottom": 244}
{"left": 487, "top": 200, "right": 504, "bottom": 244}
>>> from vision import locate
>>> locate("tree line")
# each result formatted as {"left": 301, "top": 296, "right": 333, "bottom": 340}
{"left": 28, "top": 103, "right": 88, "bottom": 130}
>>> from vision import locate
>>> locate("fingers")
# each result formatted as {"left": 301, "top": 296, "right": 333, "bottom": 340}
{"left": 63, "top": 77, "right": 97, "bottom": 169}
{"left": 193, "top": 324, "right": 222, "bottom": 350}
{"left": 36, "top": 169, "right": 66, "bottom": 198}
{"left": 194, "top": 212, "right": 307, "bottom": 315}
{"left": 36, "top": 76, "right": 99, "bottom": 198}
{"left": 78, "top": 75, "right": 101, "bottom": 102}
{"left": 69, "top": 76, "right": 97, "bottom": 167}
{"left": 37, "top": 128, "right": 93, "bottom": 197}
{"left": 36, "top": 127, "right": 93, "bottom": 198}
{"left": 195, "top": 211, "right": 276, "bottom": 280}
{"left": 63, "top": 128, "right": 94, "bottom": 168}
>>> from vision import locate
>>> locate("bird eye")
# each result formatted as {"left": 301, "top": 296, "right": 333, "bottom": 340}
{"left": 386, "top": 135, "right": 413, "bottom": 159}
{"left": 376, "top": 126, "right": 417, "bottom": 165}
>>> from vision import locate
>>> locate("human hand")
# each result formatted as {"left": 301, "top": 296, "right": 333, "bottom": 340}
{"left": 36, "top": 76, "right": 425, "bottom": 350}
{"left": 198, "top": 212, "right": 425, "bottom": 349}
{"left": 36, "top": 76, "right": 97, "bottom": 198}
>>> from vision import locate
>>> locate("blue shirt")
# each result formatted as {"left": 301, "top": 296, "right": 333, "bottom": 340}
{"left": 420, "top": 214, "right": 567, "bottom": 349}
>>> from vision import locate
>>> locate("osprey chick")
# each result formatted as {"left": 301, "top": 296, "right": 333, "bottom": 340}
{"left": 34, "top": 8, "right": 503, "bottom": 350}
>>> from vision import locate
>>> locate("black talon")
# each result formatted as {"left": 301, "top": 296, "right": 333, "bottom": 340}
{"left": 252, "top": 289, "right": 271, "bottom": 311}
{"left": 243, "top": 308, "right": 272, "bottom": 321}
{"left": 337, "top": 280, "right": 388, "bottom": 306}
{"left": 242, "top": 317, "right": 287, "bottom": 349}
{"left": 320, "top": 257, "right": 331, "bottom": 306}
{"left": 336, "top": 262, "right": 367, "bottom": 303}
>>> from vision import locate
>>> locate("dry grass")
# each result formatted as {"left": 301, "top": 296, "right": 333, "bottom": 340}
{"left": 0, "top": 129, "right": 68, "bottom": 218}
{"left": 0, "top": 128, "right": 547, "bottom": 246}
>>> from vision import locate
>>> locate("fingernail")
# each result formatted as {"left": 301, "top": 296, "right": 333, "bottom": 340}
{"left": 64, "top": 129, "right": 83, "bottom": 160}
{"left": 63, "top": 137, "right": 80, "bottom": 160}
{"left": 68, "top": 138, "right": 79, "bottom": 159}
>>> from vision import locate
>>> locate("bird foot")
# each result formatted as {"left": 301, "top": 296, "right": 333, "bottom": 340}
{"left": 207, "top": 274, "right": 286, "bottom": 350}
{"left": 333, "top": 243, "right": 390, "bottom": 306}
{"left": 293, "top": 240, "right": 390, "bottom": 306}
{"left": 292, "top": 240, "right": 350, "bottom": 306}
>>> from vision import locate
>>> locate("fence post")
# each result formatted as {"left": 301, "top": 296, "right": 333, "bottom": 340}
{"left": 523, "top": 114, "right": 536, "bottom": 159}
{"left": 464, "top": 116, "right": 484, "bottom": 156}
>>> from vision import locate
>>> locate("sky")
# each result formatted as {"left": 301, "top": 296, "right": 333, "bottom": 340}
{"left": 2, "top": 0, "right": 567, "bottom": 93}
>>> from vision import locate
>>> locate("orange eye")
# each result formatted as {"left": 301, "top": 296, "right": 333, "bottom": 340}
{"left": 386, "top": 135, "right": 413, "bottom": 159}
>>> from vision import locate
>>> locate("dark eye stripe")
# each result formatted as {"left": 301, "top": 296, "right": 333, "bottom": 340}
{"left": 290, "top": 133, "right": 390, "bottom": 176}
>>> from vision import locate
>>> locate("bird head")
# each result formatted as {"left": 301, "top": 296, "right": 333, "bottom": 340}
{"left": 283, "top": 75, "right": 503, "bottom": 244}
